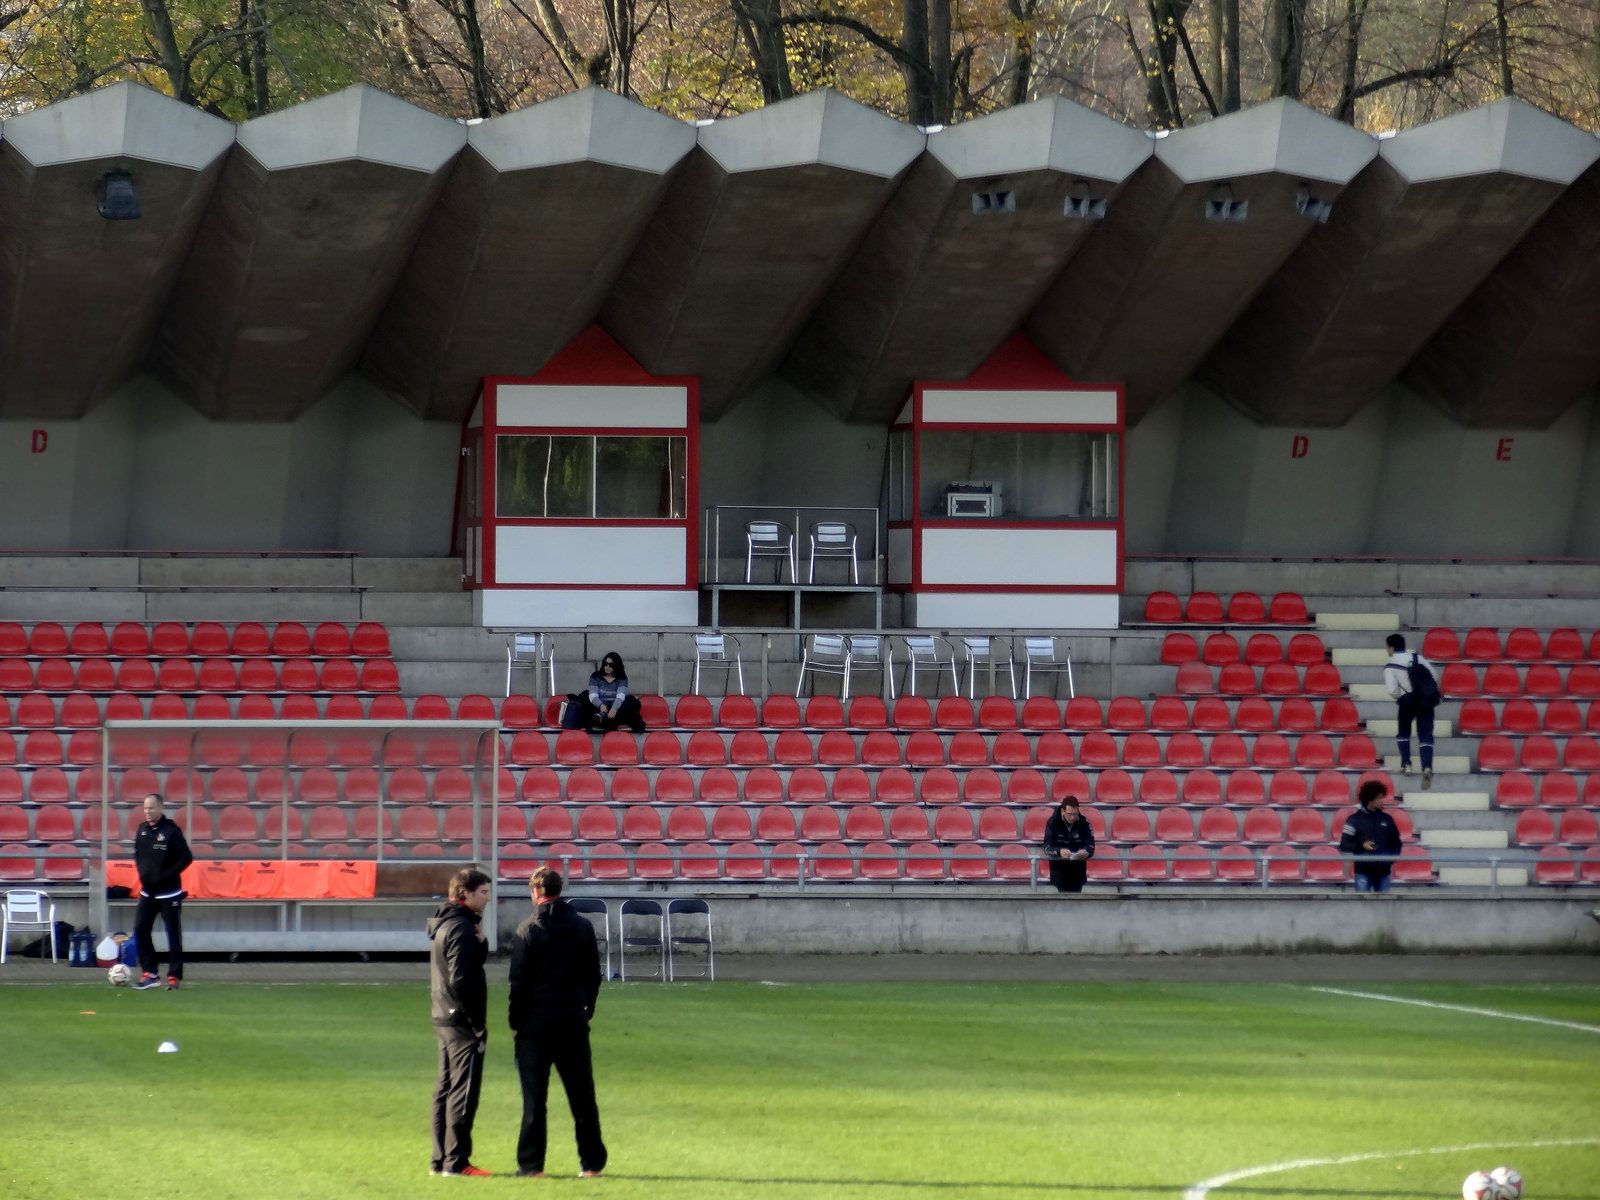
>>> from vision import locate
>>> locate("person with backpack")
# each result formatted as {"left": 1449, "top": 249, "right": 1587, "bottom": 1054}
{"left": 1383, "top": 634, "right": 1440, "bottom": 789}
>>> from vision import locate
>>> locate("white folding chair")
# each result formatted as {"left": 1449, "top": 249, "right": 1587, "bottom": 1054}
{"left": 960, "top": 636, "right": 1017, "bottom": 699}
{"left": 505, "top": 633, "right": 556, "bottom": 698}
{"left": 619, "top": 898, "right": 666, "bottom": 982}
{"left": 745, "top": 521, "right": 796, "bottom": 583}
{"left": 1023, "top": 636, "right": 1075, "bottom": 698}
{"left": 666, "top": 898, "right": 714, "bottom": 981}
{"left": 847, "top": 635, "right": 892, "bottom": 699}
{"left": 1, "top": 889, "right": 57, "bottom": 964}
{"left": 899, "top": 634, "right": 959, "bottom": 697}
{"left": 807, "top": 521, "right": 859, "bottom": 584}
{"left": 796, "top": 633, "right": 850, "bottom": 697}
{"left": 692, "top": 632, "right": 745, "bottom": 695}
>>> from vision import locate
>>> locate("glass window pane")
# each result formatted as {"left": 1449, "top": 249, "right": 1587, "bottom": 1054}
{"left": 918, "top": 431, "right": 1119, "bottom": 520}
{"left": 497, "top": 436, "right": 592, "bottom": 518}
{"left": 596, "top": 437, "right": 686, "bottom": 519}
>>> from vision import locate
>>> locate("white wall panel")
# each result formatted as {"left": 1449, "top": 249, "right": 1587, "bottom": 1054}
{"left": 910, "top": 592, "right": 1118, "bottom": 629}
{"left": 477, "top": 588, "right": 697, "bottom": 628}
{"left": 922, "top": 388, "right": 1117, "bottom": 425}
{"left": 495, "top": 526, "right": 686, "bottom": 584}
{"left": 496, "top": 384, "right": 687, "bottom": 428}
{"left": 920, "top": 528, "right": 1117, "bottom": 586}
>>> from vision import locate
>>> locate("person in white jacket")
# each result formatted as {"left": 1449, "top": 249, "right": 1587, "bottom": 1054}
{"left": 1383, "top": 634, "right": 1439, "bottom": 788}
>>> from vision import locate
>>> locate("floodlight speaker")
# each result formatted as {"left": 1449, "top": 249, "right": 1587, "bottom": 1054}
{"left": 97, "top": 171, "right": 140, "bottom": 220}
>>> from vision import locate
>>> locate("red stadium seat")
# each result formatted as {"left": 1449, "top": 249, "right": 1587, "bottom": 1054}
{"left": 891, "top": 697, "right": 932, "bottom": 730}
{"left": 718, "top": 695, "right": 759, "bottom": 728}
{"left": 1149, "top": 697, "right": 1190, "bottom": 733}
{"left": 845, "top": 696, "right": 888, "bottom": 729}
{"left": 730, "top": 731, "right": 770, "bottom": 766}
{"left": 1268, "top": 770, "right": 1309, "bottom": 806}
{"left": 1087, "top": 846, "right": 1125, "bottom": 881}
{"left": 641, "top": 731, "right": 682, "bottom": 766}
{"left": 1094, "top": 770, "right": 1135, "bottom": 806}
{"left": 1244, "top": 634, "right": 1283, "bottom": 666}
{"left": 412, "top": 695, "right": 452, "bottom": 721}
{"left": 1015, "top": 698, "right": 1058, "bottom": 732}
{"left": 947, "top": 732, "right": 988, "bottom": 767}
{"left": 1564, "top": 736, "right": 1600, "bottom": 772}
{"left": 1201, "top": 633, "right": 1241, "bottom": 667}
{"left": 319, "top": 660, "right": 359, "bottom": 692}
{"left": 635, "top": 695, "right": 670, "bottom": 729}
{"left": 977, "top": 696, "right": 1017, "bottom": 730}
{"left": 236, "top": 660, "right": 276, "bottom": 692}
{"left": 311, "top": 623, "right": 352, "bottom": 657}
{"left": 761, "top": 696, "right": 802, "bottom": 728}
{"left": 621, "top": 806, "right": 664, "bottom": 841}
{"left": 358, "top": 661, "right": 400, "bottom": 692}
{"left": 1251, "top": 733, "right": 1292, "bottom": 769}
{"left": 1228, "top": 592, "right": 1266, "bottom": 624}
{"left": 507, "top": 731, "right": 550, "bottom": 766}
{"left": 1563, "top": 810, "right": 1599, "bottom": 846}
{"left": 1533, "top": 848, "right": 1579, "bottom": 885}
{"left": 271, "top": 623, "right": 312, "bottom": 657}
{"left": 1463, "top": 627, "right": 1502, "bottom": 660}
{"left": 1026, "top": 732, "right": 1069, "bottom": 768}
{"left": 1515, "top": 810, "right": 1560, "bottom": 848}
{"left": 788, "top": 769, "right": 828, "bottom": 805}
{"left": 1007, "top": 769, "right": 1047, "bottom": 806}
{"left": 831, "top": 767, "right": 872, "bottom": 804}
{"left": 1062, "top": 697, "right": 1104, "bottom": 730}
{"left": 1482, "top": 664, "right": 1521, "bottom": 697}
{"left": 1143, "top": 591, "right": 1182, "bottom": 623}
{"left": 1286, "top": 634, "right": 1327, "bottom": 667}
{"left": 567, "top": 769, "right": 607, "bottom": 804}
{"left": 29, "top": 623, "right": 67, "bottom": 655}
{"left": 650, "top": 767, "right": 694, "bottom": 804}
{"left": 976, "top": 808, "right": 1019, "bottom": 842}
{"left": 1268, "top": 593, "right": 1308, "bottom": 624}
{"left": 1571, "top": 665, "right": 1600, "bottom": 698}
{"left": 1502, "top": 627, "right": 1542, "bottom": 660}
{"left": 904, "top": 731, "right": 945, "bottom": 767}
{"left": 962, "top": 769, "right": 1003, "bottom": 806}
{"left": 1153, "top": 808, "right": 1195, "bottom": 842}
{"left": 805, "top": 696, "right": 845, "bottom": 728}
{"left": 1494, "top": 772, "right": 1536, "bottom": 807}
{"left": 1477, "top": 736, "right": 1517, "bottom": 772}
{"left": 0, "top": 658, "right": 32, "bottom": 692}
{"left": 1421, "top": 628, "right": 1460, "bottom": 661}
{"left": 554, "top": 730, "right": 594, "bottom": 766}
{"left": 1186, "top": 698, "right": 1227, "bottom": 732}
{"left": 1439, "top": 663, "right": 1479, "bottom": 697}
{"left": 674, "top": 695, "right": 714, "bottom": 728}
{"left": 1260, "top": 663, "right": 1299, "bottom": 695}
{"left": 1109, "top": 808, "right": 1151, "bottom": 843}
{"left": 69, "top": 623, "right": 109, "bottom": 656}
{"left": 231, "top": 622, "right": 271, "bottom": 656}
{"left": 279, "top": 659, "right": 319, "bottom": 692}
{"left": 1457, "top": 699, "right": 1499, "bottom": 734}
{"left": 23, "top": 732, "right": 63, "bottom": 767}
{"left": 1242, "top": 809, "right": 1283, "bottom": 844}
{"left": 774, "top": 730, "right": 814, "bottom": 766}
{"left": 859, "top": 731, "right": 900, "bottom": 766}
{"left": 1185, "top": 592, "right": 1223, "bottom": 623}
{"left": 1218, "top": 664, "right": 1257, "bottom": 695}
{"left": 1126, "top": 846, "right": 1169, "bottom": 882}
{"left": 1285, "top": 809, "right": 1327, "bottom": 844}
{"left": 599, "top": 731, "right": 639, "bottom": 766}
{"left": 1160, "top": 633, "right": 1199, "bottom": 665}
{"left": 1545, "top": 628, "right": 1584, "bottom": 661}
{"left": 352, "top": 622, "right": 391, "bottom": 657}
{"left": 1543, "top": 700, "right": 1582, "bottom": 734}
{"left": 870, "top": 769, "right": 912, "bottom": 807}
{"left": 919, "top": 769, "right": 960, "bottom": 806}
{"left": 991, "top": 732, "right": 1033, "bottom": 767}
{"left": 1077, "top": 732, "right": 1117, "bottom": 768}
{"left": 685, "top": 731, "right": 727, "bottom": 766}
{"left": 1123, "top": 733, "right": 1163, "bottom": 768}
{"left": 1106, "top": 696, "right": 1146, "bottom": 731}
{"left": 1524, "top": 664, "right": 1563, "bottom": 697}
{"left": 1175, "top": 662, "right": 1215, "bottom": 696}
{"left": 1318, "top": 698, "right": 1362, "bottom": 733}
{"left": 1519, "top": 735, "right": 1559, "bottom": 771}
{"left": 0, "top": 624, "right": 22, "bottom": 655}
{"left": 37, "top": 658, "right": 77, "bottom": 691}
{"left": 744, "top": 768, "right": 784, "bottom": 805}
{"left": 1294, "top": 733, "right": 1335, "bottom": 770}
{"left": 1171, "top": 845, "right": 1215, "bottom": 881}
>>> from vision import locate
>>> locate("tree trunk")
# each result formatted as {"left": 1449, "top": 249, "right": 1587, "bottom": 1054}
{"left": 529, "top": 0, "right": 601, "bottom": 86}
{"left": 1266, "top": 0, "right": 1308, "bottom": 99}
{"left": 899, "top": 0, "right": 936, "bottom": 126}
{"left": 734, "top": 0, "right": 793, "bottom": 103}
{"left": 1005, "top": 0, "right": 1034, "bottom": 108}
{"left": 1494, "top": 0, "right": 1514, "bottom": 95}
{"left": 1147, "top": 0, "right": 1187, "bottom": 127}
{"left": 1217, "top": 0, "right": 1239, "bottom": 110}
{"left": 139, "top": 0, "right": 194, "bottom": 104}
{"left": 248, "top": 0, "right": 271, "bottom": 115}
{"left": 1334, "top": 0, "right": 1369, "bottom": 122}
{"left": 928, "top": 0, "right": 952, "bottom": 123}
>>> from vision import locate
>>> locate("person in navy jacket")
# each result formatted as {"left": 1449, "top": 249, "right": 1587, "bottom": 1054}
{"left": 1042, "top": 796, "right": 1095, "bottom": 893}
{"left": 131, "top": 794, "right": 193, "bottom": 989}
{"left": 1339, "top": 779, "right": 1403, "bottom": 893}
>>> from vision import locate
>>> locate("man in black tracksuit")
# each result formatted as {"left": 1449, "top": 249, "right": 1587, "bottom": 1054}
{"left": 132, "top": 794, "right": 193, "bottom": 990}
{"left": 1339, "top": 779, "right": 1403, "bottom": 893}
{"left": 1042, "top": 796, "right": 1095, "bottom": 893}
{"left": 507, "top": 867, "right": 607, "bottom": 1179}
{"left": 427, "top": 868, "right": 492, "bottom": 1178}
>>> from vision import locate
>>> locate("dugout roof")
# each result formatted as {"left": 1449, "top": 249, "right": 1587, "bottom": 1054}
{"left": 1, "top": 82, "right": 1595, "bottom": 428}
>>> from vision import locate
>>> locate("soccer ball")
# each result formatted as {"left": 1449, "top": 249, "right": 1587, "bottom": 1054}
{"left": 107, "top": 963, "right": 133, "bottom": 987}
{"left": 1463, "top": 1171, "right": 1497, "bottom": 1200}
{"left": 1489, "top": 1166, "right": 1524, "bottom": 1198}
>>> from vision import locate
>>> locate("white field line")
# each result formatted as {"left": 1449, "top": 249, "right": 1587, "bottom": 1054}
{"left": 1304, "top": 985, "right": 1600, "bottom": 1035}
{"left": 1183, "top": 1137, "right": 1600, "bottom": 1200}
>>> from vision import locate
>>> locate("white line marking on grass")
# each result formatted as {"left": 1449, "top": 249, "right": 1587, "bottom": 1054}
{"left": 1183, "top": 1136, "right": 1600, "bottom": 1200}
{"left": 1305, "top": 986, "right": 1600, "bottom": 1035}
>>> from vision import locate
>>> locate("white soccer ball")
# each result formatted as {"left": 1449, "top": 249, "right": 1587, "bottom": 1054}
{"left": 1489, "top": 1166, "right": 1523, "bottom": 1198}
{"left": 107, "top": 963, "right": 133, "bottom": 987}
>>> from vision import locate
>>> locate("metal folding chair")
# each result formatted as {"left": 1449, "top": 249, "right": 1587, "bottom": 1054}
{"left": 1023, "top": 636, "right": 1075, "bottom": 698}
{"left": 960, "top": 636, "right": 1017, "bottom": 699}
{"left": 666, "top": 898, "right": 714, "bottom": 981}
{"left": 618, "top": 898, "right": 666, "bottom": 981}
{"left": 847, "top": 635, "right": 891, "bottom": 699}
{"left": 567, "top": 897, "right": 613, "bottom": 980}
{"left": 796, "top": 633, "right": 850, "bottom": 698}
{"left": 807, "top": 521, "right": 859, "bottom": 584}
{"left": 745, "top": 521, "right": 796, "bottom": 583}
{"left": 692, "top": 632, "right": 745, "bottom": 695}
{"left": 506, "top": 633, "right": 556, "bottom": 698}
{"left": 899, "top": 634, "right": 958, "bottom": 697}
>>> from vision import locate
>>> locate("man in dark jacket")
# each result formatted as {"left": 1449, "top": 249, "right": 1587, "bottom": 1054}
{"left": 507, "top": 867, "right": 607, "bottom": 1178}
{"left": 131, "top": 794, "right": 193, "bottom": 990}
{"left": 427, "top": 867, "right": 492, "bottom": 1178}
{"left": 1042, "top": 796, "right": 1095, "bottom": 893}
{"left": 1339, "top": 779, "right": 1403, "bottom": 893}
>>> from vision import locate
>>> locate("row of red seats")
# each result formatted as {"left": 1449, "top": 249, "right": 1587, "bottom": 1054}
{"left": 1161, "top": 632, "right": 1327, "bottom": 667}
{"left": 3, "top": 728, "right": 491, "bottom": 770}
{"left": 1513, "top": 809, "right": 1600, "bottom": 846}
{"left": 0, "top": 692, "right": 433, "bottom": 728}
{"left": 0, "top": 657, "right": 400, "bottom": 694}
{"left": 502, "top": 728, "right": 1382, "bottom": 771}
{"left": 1477, "top": 734, "right": 1600, "bottom": 772}
{"left": 0, "top": 621, "right": 391, "bottom": 659}
{"left": 1459, "top": 698, "right": 1600, "bottom": 735}
{"left": 1174, "top": 662, "right": 1344, "bottom": 696}
{"left": 1440, "top": 662, "right": 1600, "bottom": 698}
{"left": 1142, "top": 591, "right": 1310, "bottom": 625}
{"left": 1422, "top": 627, "right": 1599, "bottom": 663}
{"left": 1531, "top": 849, "right": 1600, "bottom": 885}
{"left": 1494, "top": 772, "right": 1600, "bottom": 807}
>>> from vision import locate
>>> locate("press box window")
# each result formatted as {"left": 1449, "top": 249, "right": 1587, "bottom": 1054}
{"left": 497, "top": 435, "right": 687, "bottom": 519}
{"left": 917, "top": 430, "right": 1118, "bottom": 520}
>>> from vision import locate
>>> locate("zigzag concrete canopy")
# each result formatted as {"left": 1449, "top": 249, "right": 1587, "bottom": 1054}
{"left": 364, "top": 87, "right": 695, "bottom": 419}
{"left": 1028, "top": 99, "right": 1376, "bottom": 422}
{"left": 1201, "top": 98, "right": 1600, "bottom": 427}
{"left": 782, "top": 95, "right": 1151, "bottom": 422}
{"left": 0, "top": 83, "right": 1593, "bottom": 429}
{"left": 0, "top": 84, "right": 233, "bottom": 418}
{"left": 150, "top": 86, "right": 465, "bottom": 419}
{"left": 601, "top": 90, "right": 925, "bottom": 419}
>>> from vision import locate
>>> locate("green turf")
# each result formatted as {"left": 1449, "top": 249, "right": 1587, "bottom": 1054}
{"left": 0, "top": 979, "right": 1595, "bottom": 1199}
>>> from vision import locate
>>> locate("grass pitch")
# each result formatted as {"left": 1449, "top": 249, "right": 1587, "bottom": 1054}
{"left": 0, "top": 978, "right": 1595, "bottom": 1199}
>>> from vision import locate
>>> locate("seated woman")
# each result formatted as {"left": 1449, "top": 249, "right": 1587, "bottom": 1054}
{"left": 562, "top": 652, "right": 646, "bottom": 732}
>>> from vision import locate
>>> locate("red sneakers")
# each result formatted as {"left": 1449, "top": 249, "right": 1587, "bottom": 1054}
{"left": 166, "top": 975, "right": 180, "bottom": 990}
{"left": 134, "top": 972, "right": 161, "bottom": 990}
{"left": 457, "top": 1166, "right": 493, "bottom": 1177}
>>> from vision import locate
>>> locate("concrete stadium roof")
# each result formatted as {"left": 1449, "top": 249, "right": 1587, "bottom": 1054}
{"left": 0, "top": 85, "right": 1594, "bottom": 428}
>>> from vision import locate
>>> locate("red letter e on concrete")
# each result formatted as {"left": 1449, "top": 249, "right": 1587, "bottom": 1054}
{"left": 1495, "top": 436, "right": 1514, "bottom": 462}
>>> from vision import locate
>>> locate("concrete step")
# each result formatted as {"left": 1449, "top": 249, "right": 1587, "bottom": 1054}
{"left": 1383, "top": 754, "right": 1470, "bottom": 773}
{"left": 1437, "top": 866, "right": 1530, "bottom": 887}
{"left": 358, "top": 592, "right": 475, "bottom": 626}
{"left": 1367, "top": 718, "right": 1455, "bottom": 737}
{"left": 1316, "top": 612, "right": 1400, "bottom": 632}
{"left": 390, "top": 626, "right": 512, "bottom": 662}
{"left": 1421, "top": 829, "right": 1510, "bottom": 849}
{"left": 1400, "top": 791, "right": 1491, "bottom": 812}
{"left": 1330, "top": 648, "right": 1389, "bottom": 667}
{"left": 1349, "top": 683, "right": 1392, "bottom": 701}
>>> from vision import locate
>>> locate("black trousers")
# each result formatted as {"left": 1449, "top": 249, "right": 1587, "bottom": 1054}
{"left": 515, "top": 1019, "right": 607, "bottom": 1175}
{"left": 1396, "top": 694, "right": 1435, "bottom": 771}
{"left": 133, "top": 894, "right": 184, "bottom": 978}
{"left": 1049, "top": 860, "right": 1087, "bottom": 894}
{"left": 432, "top": 1027, "right": 486, "bottom": 1174}
{"left": 562, "top": 694, "right": 645, "bottom": 733}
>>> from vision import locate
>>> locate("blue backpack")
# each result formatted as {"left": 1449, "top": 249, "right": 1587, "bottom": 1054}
{"left": 1407, "top": 653, "right": 1440, "bottom": 708}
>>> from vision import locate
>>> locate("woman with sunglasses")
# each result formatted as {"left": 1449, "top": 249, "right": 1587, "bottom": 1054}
{"left": 561, "top": 652, "right": 646, "bottom": 732}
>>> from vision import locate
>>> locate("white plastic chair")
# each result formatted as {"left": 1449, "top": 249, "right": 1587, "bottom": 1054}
{"left": 847, "top": 635, "right": 892, "bottom": 699}
{"left": 745, "top": 521, "right": 796, "bottom": 583}
{"left": 796, "top": 633, "right": 850, "bottom": 697}
{"left": 692, "top": 632, "right": 746, "bottom": 695}
{"left": 2, "top": 889, "right": 57, "bottom": 964}
{"left": 807, "top": 521, "right": 859, "bottom": 584}
{"left": 899, "top": 634, "right": 959, "bottom": 697}
{"left": 1023, "top": 636, "right": 1075, "bottom": 698}
{"left": 505, "top": 633, "right": 556, "bottom": 698}
{"left": 961, "top": 636, "right": 1017, "bottom": 699}
{"left": 666, "top": 898, "right": 714, "bottom": 981}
